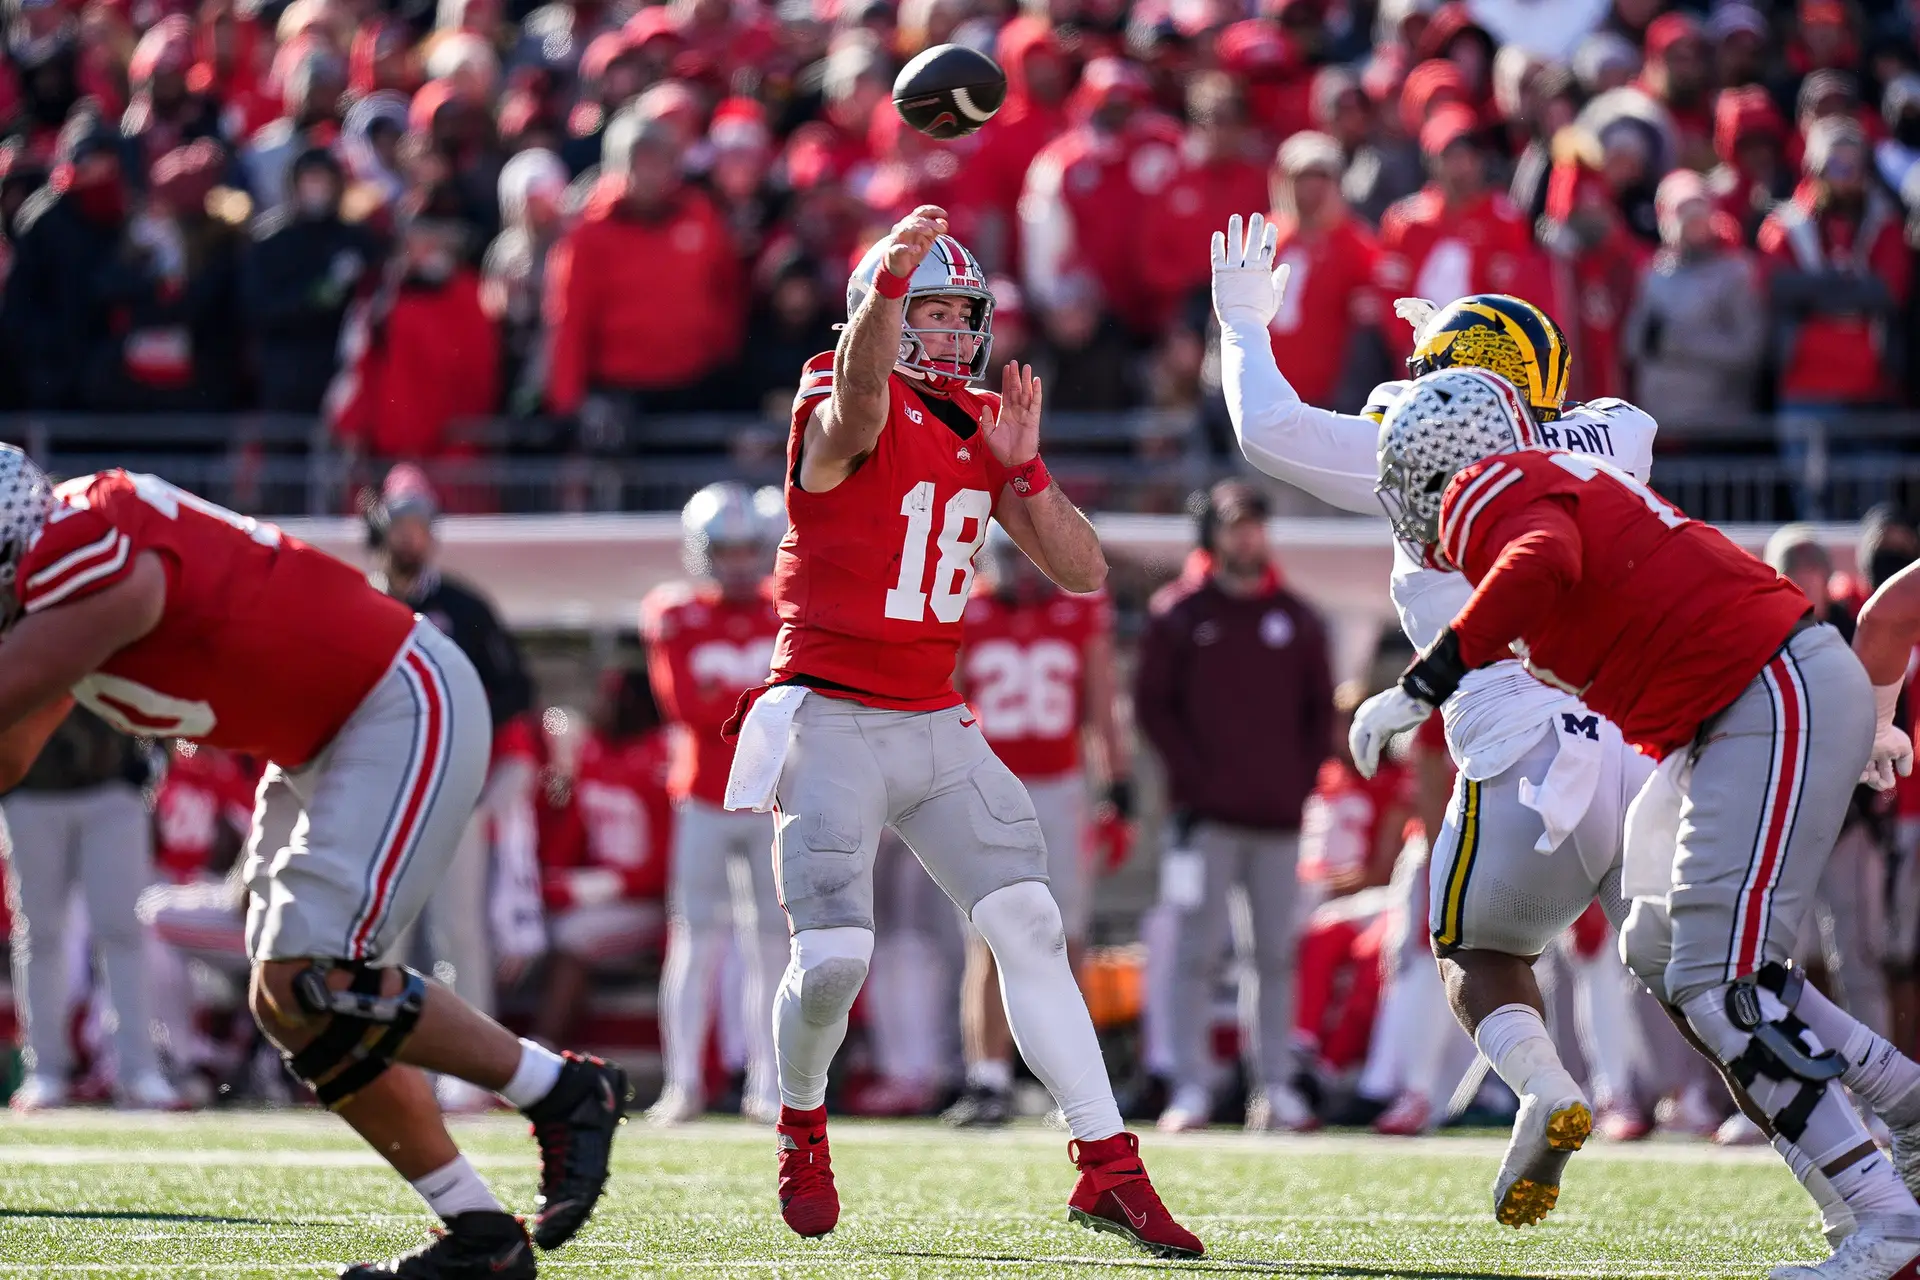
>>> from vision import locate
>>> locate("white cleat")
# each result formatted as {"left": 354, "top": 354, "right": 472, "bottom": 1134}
{"left": 1246, "top": 1083, "right": 1319, "bottom": 1133}
{"left": 646, "top": 1084, "right": 704, "bottom": 1126}
{"left": 1155, "top": 1085, "right": 1212, "bottom": 1133}
{"left": 1493, "top": 1090, "right": 1592, "bottom": 1228}
{"left": 10, "top": 1073, "right": 68, "bottom": 1113}
{"left": 117, "top": 1071, "right": 186, "bottom": 1112}
{"left": 1768, "top": 1219, "right": 1920, "bottom": 1279}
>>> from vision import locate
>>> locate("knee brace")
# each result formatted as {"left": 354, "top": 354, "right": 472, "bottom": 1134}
{"left": 788, "top": 927, "right": 873, "bottom": 1027}
{"left": 283, "top": 960, "right": 428, "bottom": 1111}
{"left": 1681, "top": 962, "right": 1845, "bottom": 1144}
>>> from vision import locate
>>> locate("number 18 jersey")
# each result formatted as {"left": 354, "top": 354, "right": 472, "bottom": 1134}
{"left": 20, "top": 470, "right": 417, "bottom": 766}
{"left": 769, "top": 353, "right": 1010, "bottom": 710}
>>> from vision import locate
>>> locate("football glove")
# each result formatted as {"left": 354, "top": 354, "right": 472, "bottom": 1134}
{"left": 1864, "top": 682, "right": 1914, "bottom": 792}
{"left": 1349, "top": 687, "right": 1432, "bottom": 778}
{"left": 1393, "top": 296, "right": 1438, "bottom": 343}
{"left": 1210, "top": 212, "right": 1290, "bottom": 328}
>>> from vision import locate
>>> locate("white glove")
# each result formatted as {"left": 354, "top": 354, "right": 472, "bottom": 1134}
{"left": 1349, "top": 686, "right": 1435, "bottom": 779}
{"left": 1210, "top": 212, "right": 1290, "bottom": 328}
{"left": 1394, "top": 296, "right": 1438, "bottom": 343}
{"left": 1864, "top": 681, "right": 1914, "bottom": 791}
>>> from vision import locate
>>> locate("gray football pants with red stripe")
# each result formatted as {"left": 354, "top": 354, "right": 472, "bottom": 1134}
{"left": 1623, "top": 624, "right": 1874, "bottom": 1007}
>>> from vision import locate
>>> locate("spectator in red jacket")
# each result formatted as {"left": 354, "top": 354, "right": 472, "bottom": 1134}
{"left": 533, "top": 667, "right": 673, "bottom": 1048}
{"left": 970, "top": 18, "right": 1072, "bottom": 276}
{"left": 328, "top": 188, "right": 499, "bottom": 466}
{"left": 544, "top": 107, "right": 743, "bottom": 439}
{"left": 1760, "top": 116, "right": 1909, "bottom": 416}
{"left": 1540, "top": 140, "right": 1652, "bottom": 404}
{"left": 1376, "top": 105, "right": 1540, "bottom": 361}
{"left": 1709, "top": 85, "right": 1792, "bottom": 247}
{"left": 1262, "top": 131, "right": 1384, "bottom": 412}
{"left": 1020, "top": 55, "right": 1184, "bottom": 338}
{"left": 1636, "top": 11, "right": 1714, "bottom": 171}
{"left": 1138, "top": 72, "right": 1269, "bottom": 334}
{"left": 669, "top": 0, "right": 778, "bottom": 90}
{"left": 122, "top": 16, "right": 226, "bottom": 179}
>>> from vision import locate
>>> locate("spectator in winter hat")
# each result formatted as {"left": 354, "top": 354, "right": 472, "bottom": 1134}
{"left": 1877, "top": 74, "right": 1920, "bottom": 200}
{"left": 1708, "top": 84, "right": 1789, "bottom": 245}
{"left": 1790, "top": 0, "right": 1858, "bottom": 77}
{"left": 1705, "top": 2, "right": 1767, "bottom": 90}
{"left": 349, "top": 17, "right": 418, "bottom": 98}
{"left": 704, "top": 96, "right": 779, "bottom": 261}
{"left": 1794, "top": 69, "right": 1870, "bottom": 173}
{"left": 241, "top": 42, "right": 345, "bottom": 210}
{"left": 634, "top": 80, "right": 704, "bottom": 155}
{"left": 1637, "top": 11, "right": 1713, "bottom": 169}
{"left": 1399, "top": 58, "right": 1469, "bottom": 141}
{"left": 341, "top": 90, "right": 409, "bottom": 209}
{"left": 484, "top": 147, "right": 570, "bottom": 415}
{"left": 8, "top": 0, "right": 80, "bottom": 153}
{"left": 1624, "top": 167, "right": 1763, "bottom": 430}
{"left": 1, "top": 108, "right": 131, "bottom": 409}
{"left": 123, "top": 15, "right": 224, "bottom": 177}
{"left": 1313, "top": 64, "right": 1421, "bottom": 225}
{"left": 1137, "top": 72, "right": 1267, "bottom": 332}
{"left": 1571, "top": 31, "right": 1638, "bottom": 95}
{"left": 1539, "top": 122, "right": 1650, "bottom": 401}
{"left": 564, "top": 30, "right": 653, "bottom": 174}
{"left": 1507, "top": 62, "right": 1583, "bottom": 225}
{"left": 424, "top": 30, "right": 499, "bottom": 107}
{"left": 241, "top": 145, "right": 382, "bottom": 413}
{"left": 1417, "top": 3, "right": 1495, "bottom": 106}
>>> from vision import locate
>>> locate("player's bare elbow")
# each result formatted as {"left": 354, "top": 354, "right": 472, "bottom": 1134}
{"left": 1060, "top": 552, "right": 1108, "bottom": 595}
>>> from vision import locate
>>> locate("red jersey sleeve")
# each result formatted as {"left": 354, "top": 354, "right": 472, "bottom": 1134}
{"left": 1438, "top": 458, "right": 1586, "bottom": 670}
{"left": 19, "top": 500, "right": 135, "bottom": 615}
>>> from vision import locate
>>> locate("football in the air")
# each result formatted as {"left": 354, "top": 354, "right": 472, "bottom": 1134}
{"left": 892, "top": 43, "right": 1007, "bottom": 139}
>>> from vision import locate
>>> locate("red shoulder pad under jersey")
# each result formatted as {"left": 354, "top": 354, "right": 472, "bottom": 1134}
{"left": 1437, "top": 452, "right": 1583, "bottom": 577}
{"left": 19, "top": 477, "right": 139, "bottom": 613}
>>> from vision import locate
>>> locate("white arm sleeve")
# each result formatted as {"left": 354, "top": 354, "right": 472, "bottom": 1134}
{"left": 1219, "top": 310, "right": 1385, "bottom": 514}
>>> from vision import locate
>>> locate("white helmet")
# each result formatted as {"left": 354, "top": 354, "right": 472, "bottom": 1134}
{"left": 847, "top": 232, "right": 994, "bottom": 393}
{"left": 681, "top": 482, "right": 772, "bottom": 580}
{"left": 752, "top": 485, "right": 787, "bottom": 542}
{"left": 1375, "top": 368, "right": 1535, "bottom": 554}
{"left": 0, "top": 446, "right": 52, "bottom": 628}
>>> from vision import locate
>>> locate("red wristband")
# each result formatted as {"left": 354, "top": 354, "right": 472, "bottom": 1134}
{"left": 874, "top": 268, "right": 910, "bottom": 299}
{"left": 1009, "top": 456, "right": 1051, "bottom": 497}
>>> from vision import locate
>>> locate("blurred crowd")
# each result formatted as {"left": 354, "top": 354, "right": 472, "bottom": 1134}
{"left": 6, "top": 0, "right": 1920, "bottom": 475}
{"left": 6, "top": 469, "right": 1918, "bottom": 1144}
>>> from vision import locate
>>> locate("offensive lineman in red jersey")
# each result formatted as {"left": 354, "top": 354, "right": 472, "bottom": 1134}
{"left": 944, "top": 527, "right": 1133, "bottom": 1128}
{"left": 642, "top": 483, "right": 786, "bottom": 1125}
{"left": 0, "top": 460, "right": 626, "bottom": 1279}
{"left": 1352, "top": 369, "right": 1920, "bottom": 1280}
{"left": 721, "top": 205, "right": 1201, "bottom": 1258}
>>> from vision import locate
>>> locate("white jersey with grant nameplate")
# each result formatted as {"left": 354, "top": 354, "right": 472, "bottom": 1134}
{"left": 1216, "top": 308, "right": 1659, "bottom": 781}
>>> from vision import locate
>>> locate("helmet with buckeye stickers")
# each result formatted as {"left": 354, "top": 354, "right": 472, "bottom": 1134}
{"left": 1408, "top": 294, "right": 1571, "bottom": 423}
{"left": 0, "top": 446, "right": 52, "bottom": 630}
{"left": 1375, "top": 368, "right": 1535, "bottom": 555}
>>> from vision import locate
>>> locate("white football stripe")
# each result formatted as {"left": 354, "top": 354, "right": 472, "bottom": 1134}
{"left": 951, "top": 85, "right": 995, "bottom": 122}
{"left": 26, "top": 527, "right": 119, "bottom": 589}
{"left": 27, "top": 534, "right": 128, "bottom": 611}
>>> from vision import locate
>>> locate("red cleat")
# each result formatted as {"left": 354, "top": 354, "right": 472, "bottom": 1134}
{"left": 1067, "top": 1132, "right": 1204, "bottom": 1259}
{"left": 775, "top": 1104, "right": 839, "bottom": 1238}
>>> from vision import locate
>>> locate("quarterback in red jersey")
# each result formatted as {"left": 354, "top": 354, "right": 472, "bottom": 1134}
{"left": 1355, "top": 370, "right": 1920, "bottom": 1280}
{"left": 0, "top": 458, "right": 626, "bottom": 1278}
{"left": 642, "top": 482, "right": 786, "bottom": 1126}
{"left": 943, "top": 527, "right": 1132, "bottom": 1129}
{"left": 723, "top": 205, "right": 1200, "bottom": 1258}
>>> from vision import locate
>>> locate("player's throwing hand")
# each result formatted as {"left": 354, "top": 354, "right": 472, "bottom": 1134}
{"left": 1210, "top": 212, "right": 1290, "bottom": 328}
{"left": 883, "top": 204, "right": 949, "bottom": 280}
{"left": 987, "top": 361, "right": 1042, "bottom": 466}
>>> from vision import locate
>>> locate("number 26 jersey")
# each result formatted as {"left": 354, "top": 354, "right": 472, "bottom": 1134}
{"left": 20, "top": 470, "right": 417, "bottom": 767}
{"left": 770, "top": 353, "right": 1010, "bottom": 710}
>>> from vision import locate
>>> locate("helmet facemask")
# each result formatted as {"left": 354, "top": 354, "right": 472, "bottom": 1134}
{"left": 899, "top": 288, "right": 994, "bottom": 392}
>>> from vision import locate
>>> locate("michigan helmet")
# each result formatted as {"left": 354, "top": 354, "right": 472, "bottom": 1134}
{"left": 1375, "top": 368, "right": 1534, "bottom": 554}
{"left": 0, "top": 446, "right": 52, "bottom": 629}
{"left": 681, "top": 482, "right": 772, "bottom": 581}
{"left": 847, "top": 232, "right": 994, "bottom": 393}
{"left": 1407, "top": 294, "right": 1571, "bottom": 422}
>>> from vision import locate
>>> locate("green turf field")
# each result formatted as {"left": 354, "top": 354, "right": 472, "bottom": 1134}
{"left": 0, "top": 1111, "right": 1835, "bottom": 1277}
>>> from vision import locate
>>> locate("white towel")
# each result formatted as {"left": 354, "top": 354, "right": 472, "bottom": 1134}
{"left": 1518, "top": 719, "right": 1606, "bottom": 861}
{"left": 722, "top": 685, "right": 810, "bottom": 813}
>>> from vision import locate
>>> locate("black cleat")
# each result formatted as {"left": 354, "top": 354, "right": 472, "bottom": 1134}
{"left": 339, "top": 1211, "right": 536, "bottom": 1278}
{"left": 941, "top": 1084, "right": 1012, "bottom": 1129}
{"left": 522, "top": 1051, "right": 630, "bottom": 1250}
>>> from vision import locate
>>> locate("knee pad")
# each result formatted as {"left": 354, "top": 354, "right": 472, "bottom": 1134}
{"left": 281, "top": 960, "right": 428, "bottom": 1111}
{"left": 1619, "top": 897, "right": 1673, "bottom": 1004}
{"left": 1680, "top": 962, "right": 1845, "bottom": 1144}
{"left": 789, "top": 927, "right": 873, "bottom": 1027}
{"left": 970, "top": 881, "right": 1066, "bottom": 963}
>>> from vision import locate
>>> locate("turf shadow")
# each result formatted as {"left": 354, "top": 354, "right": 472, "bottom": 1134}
{"left": 0, "top": 1207, "right": 291, "bottom": 1227}
{"left": 875, "top": 1247, "right": 1557, "bottom": 1278}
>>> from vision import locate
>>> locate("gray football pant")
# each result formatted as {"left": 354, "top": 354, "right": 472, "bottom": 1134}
{"left": 4, "top": 784, "right": 163, "bottom": 1082}
{"left": 1162, "top": 822, "right": 1301, "bottom": 1097}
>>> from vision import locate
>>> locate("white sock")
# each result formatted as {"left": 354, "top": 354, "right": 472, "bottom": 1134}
{"left": 657, "top": 921, "right": 727, "bottom": 1098}
{"left": 1795, "top": 980, "right": 1920, "bottom": 1124}
{"left": 1474, "top": 1003, "right": 1579, "bottom": 1101}
{"left": 499, "top": 1039, "right": 565, "bottom": 1110}
{"left": 971, "top": 882, "right": 1123, "bottom": 1141}
{"left": 968, "top": 1058, "right": 1014, "bottom": 1093}
{"left": 774, "top": 927, "right": 873, "bottom": 1111}
{"left": 1773, "top": 1132, "right": 1860, "bottom": 1246}
{"left": 409, "top": 1155, "right": 503, "bottom": 1221}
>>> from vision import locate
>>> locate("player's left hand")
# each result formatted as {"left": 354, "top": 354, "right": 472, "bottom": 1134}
{"left": 1393, "top": 296, "right": 1438, "bottom": 340}
{"left": 987, "top": 361, "right": 1042, "bottom": 466}
{"left": 1864, "top": 722, "right": 1914, "bottom": 791}
{"left": 1210, "top": 212, "right": 1287, "bottom": 327}
{"left": 1349, "top": 686, "right": 1434, "bottom": 779}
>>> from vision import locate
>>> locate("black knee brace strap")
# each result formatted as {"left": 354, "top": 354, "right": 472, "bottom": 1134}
{"left": 284, "top": 961, "right": 428, "bottom": 1110}
{"left": 1724, "top": 962, "right": 1846, "bottom": 1144}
